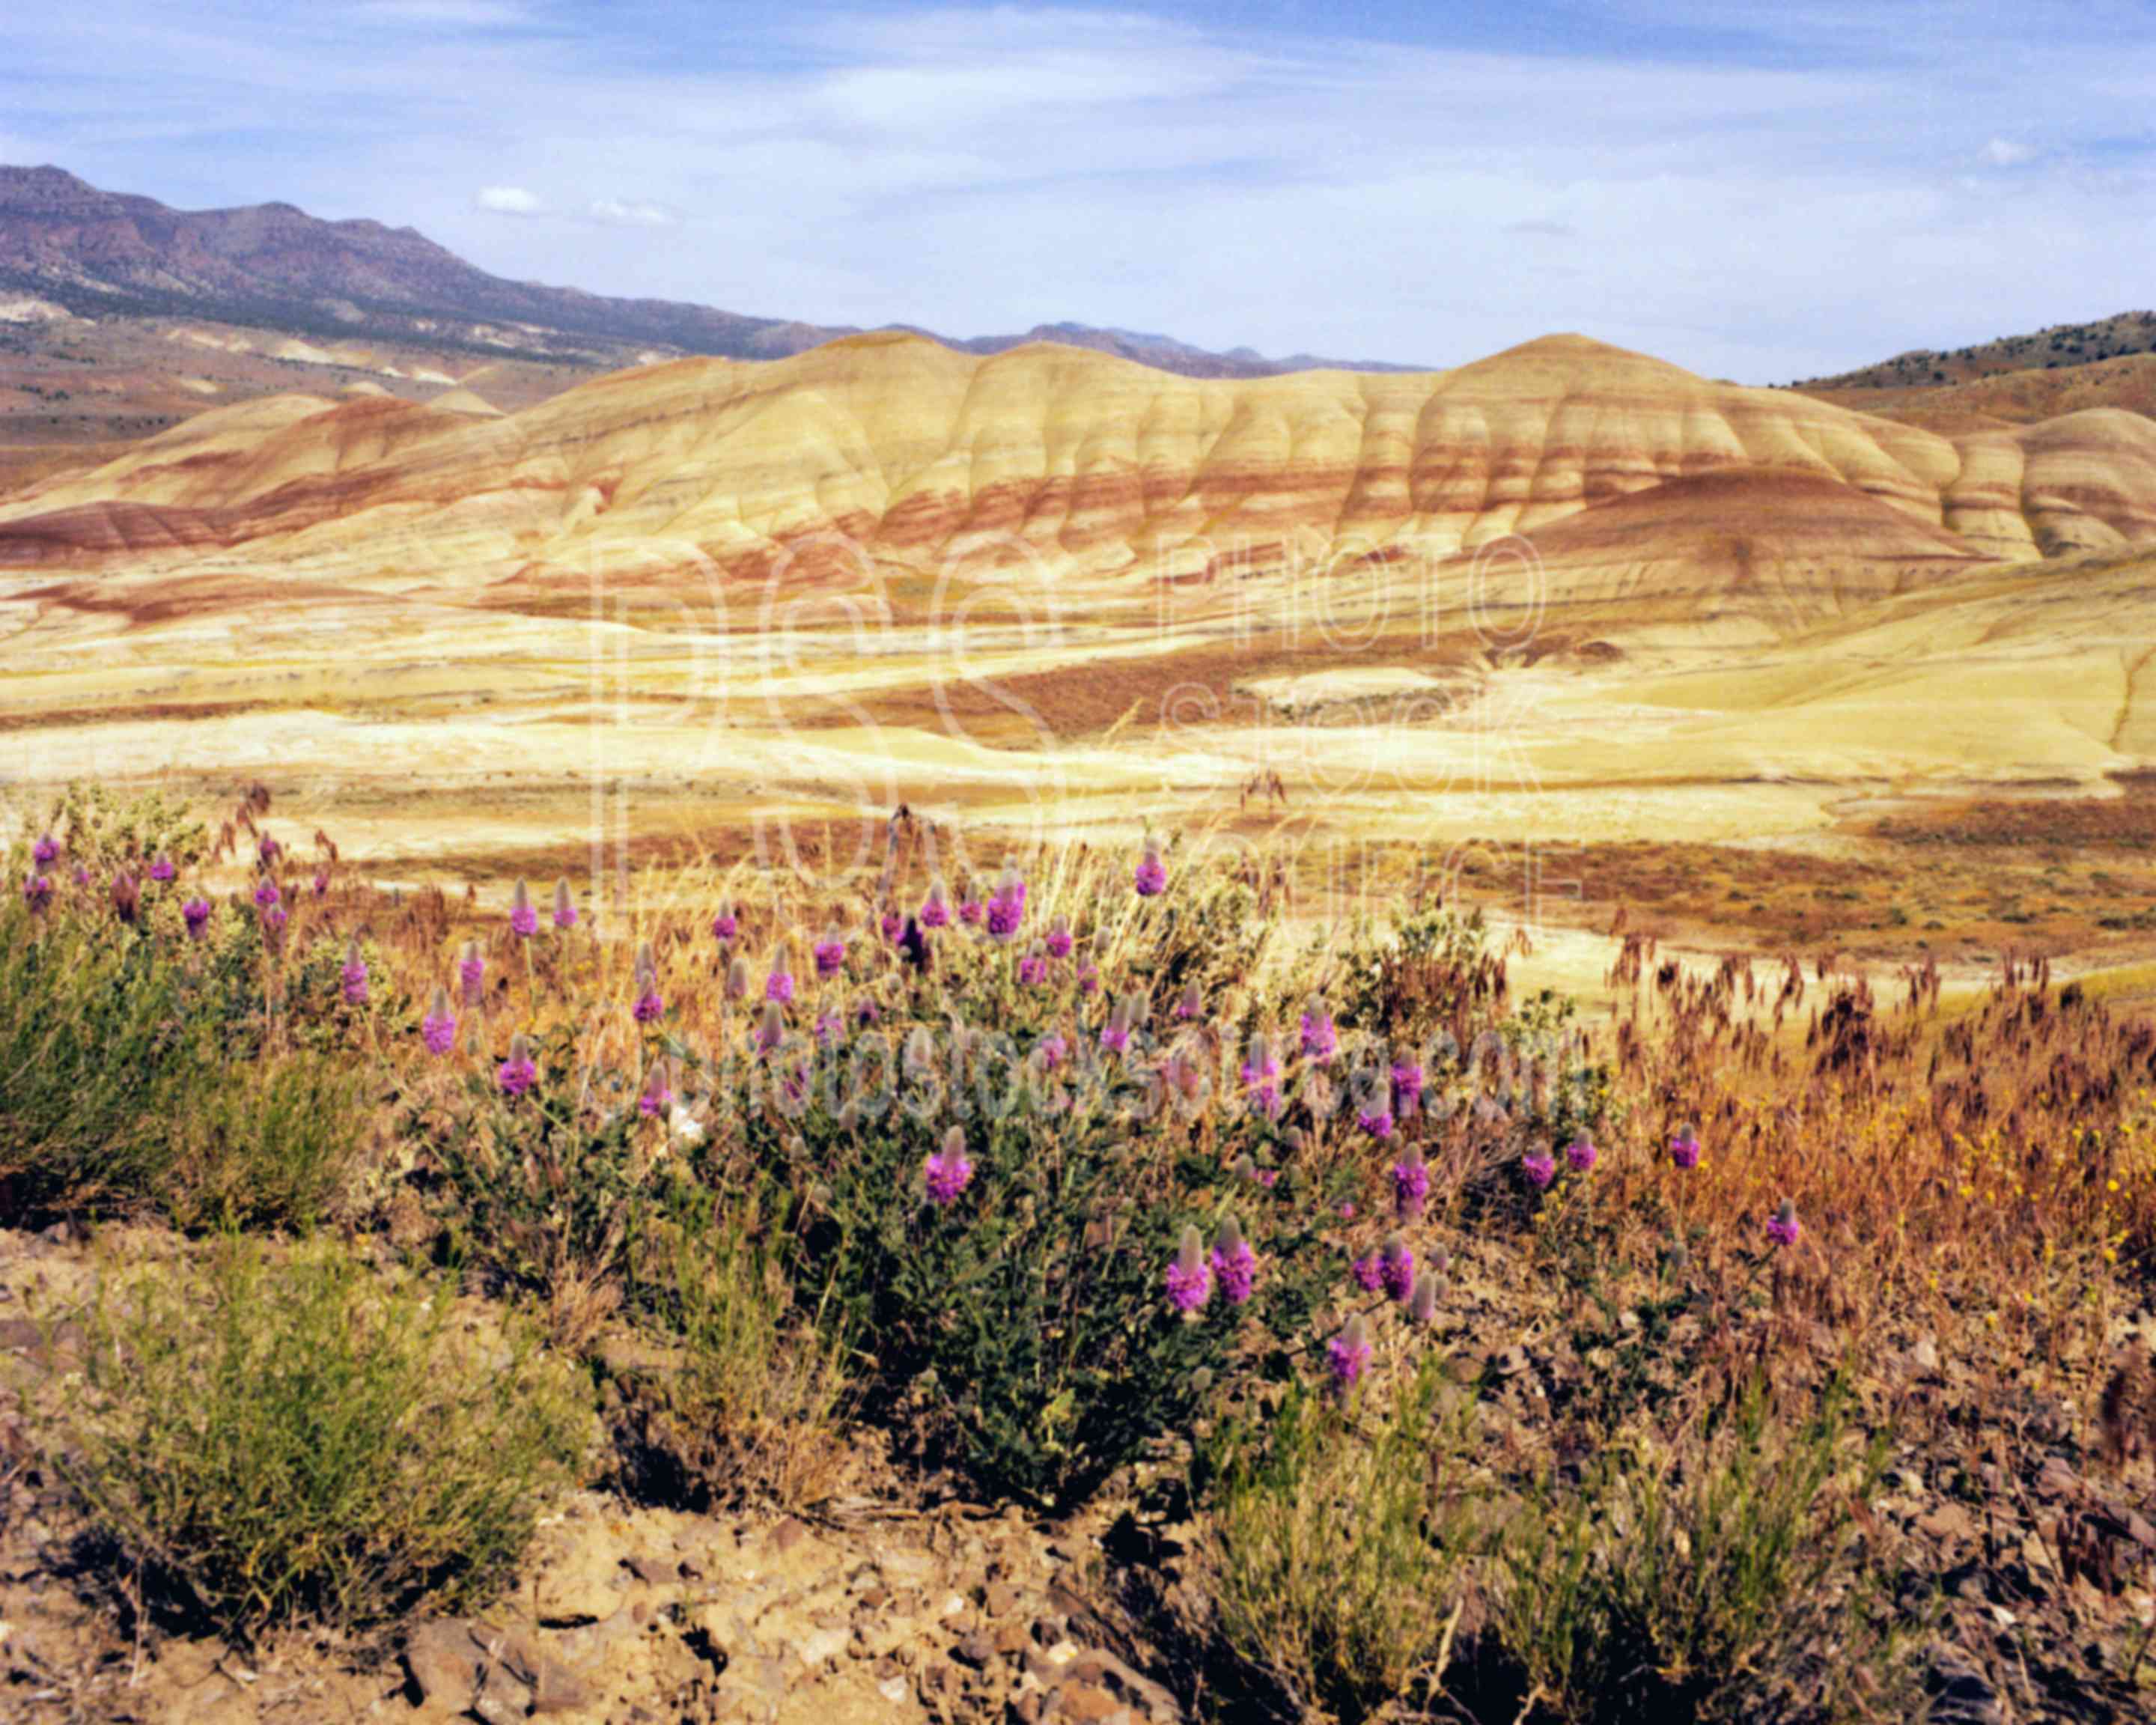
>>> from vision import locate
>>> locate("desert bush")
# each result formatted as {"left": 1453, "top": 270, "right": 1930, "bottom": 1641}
{"left": 758, "top": 1033, "right": 1336, "bottom": 1506}
{"left": 0, "top": 893, "right": 363, "bottom": 1225}
{"left": 1495, "top": 1374, "right": 1888, "bottom": 1724}
{"left": 1198, "top": 1355, "right": 1481, "bottom": 1721}
{"left": 45, "top": 1236, "right": 592, "bottom": 1640}
{"left": 611, "top": 1186, "right": 853, "bottom": 1507}
{"left": 416, "top": 1032, "right": 651, "bottom": 1347}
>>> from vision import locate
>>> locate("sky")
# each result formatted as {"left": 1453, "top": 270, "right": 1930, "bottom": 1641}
{"left": 4, "top": 0, "right": 2155, "bottom": 382}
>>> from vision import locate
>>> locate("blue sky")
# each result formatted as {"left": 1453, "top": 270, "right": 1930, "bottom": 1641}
{"left": 5, "top": 1, "right": 2154, "bottom": 380}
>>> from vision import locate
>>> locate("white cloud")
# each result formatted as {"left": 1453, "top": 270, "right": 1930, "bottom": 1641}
{"left": 475, "top": 184, "right": 545, "bottom": 216}
{"left": 10, "top": 1, "right": 2156, "bottom": 380}
{"left": 588, "top": 197, "right": 677, "bottom": 228}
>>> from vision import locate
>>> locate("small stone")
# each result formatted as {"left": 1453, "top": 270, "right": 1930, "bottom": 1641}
{"left": 952, "top": 1633, "right": 996, "bottom": 1670}
{"left": 983, "top": 1581, "right": 1020, "bottom": 1617}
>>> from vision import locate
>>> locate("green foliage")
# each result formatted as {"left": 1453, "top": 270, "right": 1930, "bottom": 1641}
{"left": 0, "top": 895, "right": 360, "bottom": 1224}
{"left": 45, "top": 1237, "right": 592, "bottom": 1640}
{"left": 1200, "top": 1356, "right": 1480, "bottom": 1721}
{"left": 773, "top": 1082, "right": 1330, "bottom": 1506}
{"left": 416, "top": 1035, "right": 649, "bottom": 1345}
{"left": 1496, "top": 1374, "right": 1888, "bottom": 1724}
{"left": 613, "top": 1186, "right": 853, "bottom": 1507}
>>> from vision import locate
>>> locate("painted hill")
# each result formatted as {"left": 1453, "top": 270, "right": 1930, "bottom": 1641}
{"left": 6, "top": 329, "right": 2154, "bottom": 605}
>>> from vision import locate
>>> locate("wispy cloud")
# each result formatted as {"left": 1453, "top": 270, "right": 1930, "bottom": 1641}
{"left": 475, "top": 184, "right": 545, "bottom": 216}
{"left": 588, "top": 196, "right": 676, "bottom": 227}
{"left": 4, "top": 1, "right": 2154, "bottom": 380}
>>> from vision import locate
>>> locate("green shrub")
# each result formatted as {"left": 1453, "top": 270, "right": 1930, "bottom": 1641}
{"left": 415, "top": 1033, "right": 649, "bottom": 1347}
{"left": 612, "top": 1187, "right": 853, "bottom": 1507}
{"left": 761, "top": 1071, "right": 1333, "bottom": 1508}
{"left": 45, "top": 1237, "right": 592, "bottom": 1640}
{"left": 162, "top": 1057, "right": 371, "bottom": 1231}
{"left": 1496, "top": 1375, "right": 1887, "bottom": 1724}
{"left": 0, "top": 898, "right": 362, "bottom": 1225}
{"left": 1199, "top": 1357, "right": 1481, "bottom": 1721}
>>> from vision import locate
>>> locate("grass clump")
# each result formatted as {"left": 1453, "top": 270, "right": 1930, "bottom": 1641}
{"left": 1199, "top": 1356, "right": 1479, "bottom": 1722}
{"left": 1497, "top": 1375, "right": 1889, "bottom": 1724}
{"left": 612, "top": 1189, "right": 853, "bottom": 1508}
{"left": 44, "top": 1236, "right": 592, "bottom": 1640}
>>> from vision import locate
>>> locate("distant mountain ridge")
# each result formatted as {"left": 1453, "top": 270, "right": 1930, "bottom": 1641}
{"left": 0, "top": 165, "right": 1417, "bottom": 378}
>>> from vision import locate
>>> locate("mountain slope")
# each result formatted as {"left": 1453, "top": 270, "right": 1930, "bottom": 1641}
{"left": 0, "top": 165, "right": 1412, "bottom": 379}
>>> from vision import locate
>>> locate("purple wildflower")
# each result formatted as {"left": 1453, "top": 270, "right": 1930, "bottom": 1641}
{"left": 421, "top": 987, "right": 457, "bottom": 1055}
{"left": 497, "top": 1034, "right": 538, "bottom": 1097}
{"left": 1240, "top": 1033, "right": 1282, "bottom": 1119}
{"left": 261, "top": 903, "right": 287, "bottom": 937}
{"left": 923, "top": 1126, "right": 974, "bottom": 1206}
{"left": 509, "top": 879, "right": 538, "bottom": 937}
{"left": 1351, "top": 1252, "right": 1384, "bottom": 1293}
{"left": 341, "top": 938, "right": 370, "bottom": 1007}
{"left": 1378, "top": 1232, "right": 1416, "bottom": 1302}
{"left": 1390, "top": 1060, "right": 1425, "bottom": 1116}
{"left": 71, "top": 864, "right": 91, "bottom": 888}
{"left": 148, "top": 853, "right": 176, "bottom": 884}
{"left": 1670, "top": 1125, "right": 1702, "bottom": 1169}
{"left": 631, "top": 941, "right": 664, "bottom": 1023}
{"left": 1327, "top": 1317, "right": 1374, "bottom": 1393}
{"left": 252, "top": 877, "right": 281, "bottom": 909}
{"left": 765, "top": 964, "right": 795, "bottom": 1005}
{"left": 1166, "top": 1226, "right": 1213, "bottom": 1315}
{"left": 711, "top": 904, "right": 738, "bottom": 943}
{"left": 1133, "top": 836, "right": 1166, "bottom": 898}
{"left": 1035, "top": 1031, "right": 1068, "bottom": 1072}
{"left": 1359, "top": 1106, "right": 1395, "bottom": 1140}
{"left": 1392, "top": 1143, "right": 1431, "bottom": 1220}
{"left": 1300, "top": 999, "right": 1336, "bottom": 1064}
{"left": 958, "top": 894, "right": 984, "bottom": 928}
{"left": 257, "top": 833, "right": 281, "bottom": 865}
{"left": 814, "top": 928, "right": 847, "bottom": 978}
{"left": 311, "top": 870, "right": 329, "bottom": 899}
{"left": 1565, "top": 1135, "right": 1598, "bottom": 1174}
{"left": 31, "top": 834, "right": 58, "bottom": 867}
{"left": 183, "top": 895, "right": 213, "bottom": 937}
{"left": 1523, "top": 1147, "right": 1556, "bottom": 1190}
{"left": 458, "top": 940, "right": 485, "bottom": 1008}
{"left": 1211, "top": 1216, "right": 1256, "bottom": 1305}
{"left": 1020, "top": 946, "right": 1049, "bottom": 987}
{"left": 1077, "top": 964, "right": 1100, "bottom": 997}
{"left": 1045, "top": 914, "right": 1073, "bottom": 959}
{"left": 1766, "top": 1200, "right": 1801, "bottom": 1248}
{"left": 919, "top": 877, "right": 951, "bottom": 929}
{"left": 755, "top": 1000, "right": 785, "bottom": 1056}
{"left": 552, "top": 879, "right": 578, "bottom": 930}
{"left": 639, "top": 1056, "right": 674, "bottom": 1119}
{"left": 880, "top": 910, "right": 902, "bottom": 944}
{"left": 985, "top": 865, "right": 1026, "bottom": 940}
{"left": 22, "top": 874, "right": 52, "bottom": 913}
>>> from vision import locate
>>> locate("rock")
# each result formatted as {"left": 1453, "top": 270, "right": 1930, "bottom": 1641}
{"left": 406, "top": 1619, "right": 485, "bottom": 1711}
{"left": 951, "top": 1632, "right": 996, "bottom": 1670}
{"left": 982, "top": 1580, "right": 1020, "bottom": 1617}
{"left": 764, "top": 1517, "right": 809, "bottom": 1556}
{"left": 796, "top": 1626, "right": 849, "bottom": 1670}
